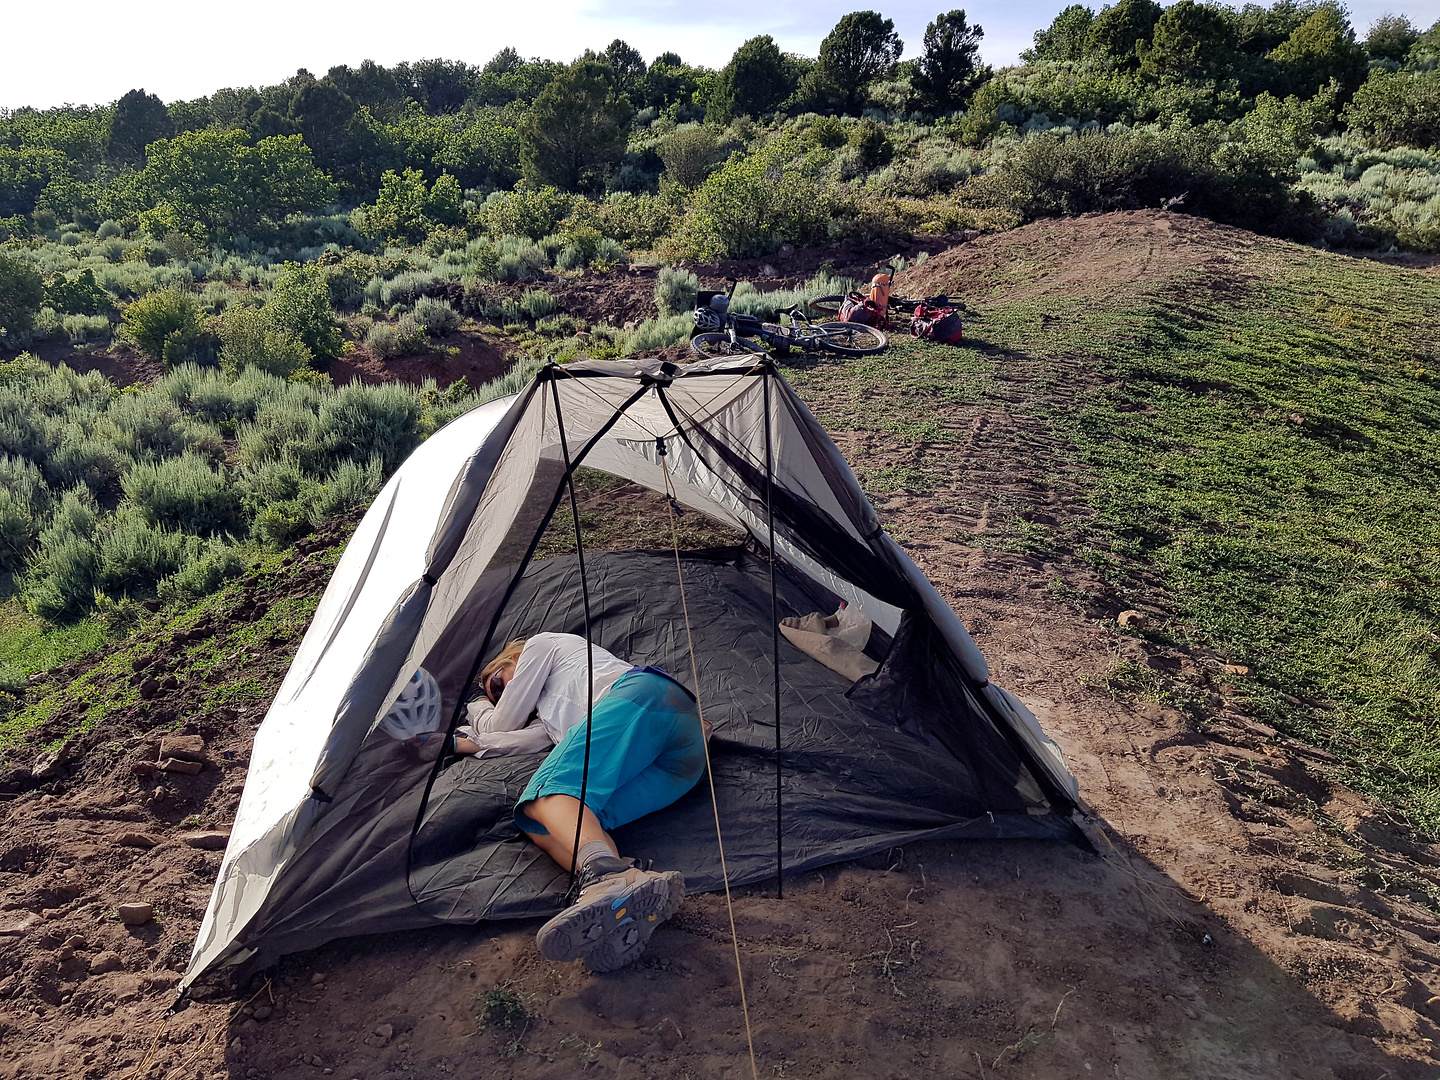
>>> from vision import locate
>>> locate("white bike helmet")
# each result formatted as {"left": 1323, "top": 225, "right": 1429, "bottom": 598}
{"left": 380, "top": 668, "right": 444, "bottom": 741}
{"left": 692, "top": 306, "right": 723, "bottom": 332}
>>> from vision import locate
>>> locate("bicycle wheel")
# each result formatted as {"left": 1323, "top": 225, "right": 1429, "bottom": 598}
{"left": 812, "top": 322, "right": 887, "bottom": 355}
{"left": 807, "top": 295, "right": 845, "bottom": 316}
{"left": 689, "top": 332, "right": 767, "bottom": 360}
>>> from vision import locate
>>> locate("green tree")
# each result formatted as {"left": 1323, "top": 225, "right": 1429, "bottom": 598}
{"left": 0, "top": 251, "right": 44, "bottom": 340}
{"left": 1365, "top": 14, "right": 1420, "bottom": 62}
{"left": 1086, "top": 0, "right": 1164, "bottom": 65}
{"left": 912, "top": 10, "right": 989, "bottom": 114}
{"left": 266, "top": 263, "right": 343, "bottom": 361}
{"left": 676, "top": 137, "right": 831, "bottom": 259}
{"left": 357, "top": 168, "right": 464, "bottom": 241}
{"left": 126, "top": 129, "right": 338, "bottom": 238}
{"left": 520, "top": 62, "right": 633, "bottom": 192}
{"left": 1342, "top": 69, "right": 1440, "bottom": 147}
{"left": 397, "top": 58, "right": 479, "bottom": 113}
{"left": 814, "top": 11, "right": 905, "bottom": 114}
{"left": 107, "top": 89, "right": 172, "bottom": 167}
{"left": 708, "top": 36, "right": 799, "bottom": 121}
{"left": 119, "top": 288, "right": 207, "bottom": 365}
{"left": 657, "top": 126, "right": 722, "bottom": 187}
{"left": 1270, "top": 6, "right": 1367, "bottom": 95}
{"left": 1142, "top": 1, "right": 1238, "bottom": 79}
{"left": 1024, "top": 5, "right": 1096, "bottom": 62}
{"left": 603, "top": 40, "right": 648, "bottom": 97}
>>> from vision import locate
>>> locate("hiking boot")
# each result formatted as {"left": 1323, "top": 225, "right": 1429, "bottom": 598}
{"left": 536, "top": 856, "right": 686, "bottom": 973}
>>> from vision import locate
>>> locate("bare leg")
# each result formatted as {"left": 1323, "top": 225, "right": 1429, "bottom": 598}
{"left": 521, "top": 794, "right": 618, "bottom": 870}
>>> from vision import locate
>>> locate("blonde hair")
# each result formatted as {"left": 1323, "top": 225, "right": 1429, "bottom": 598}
{"left": 481, "top": 638, "right": 526, "bottom": 685}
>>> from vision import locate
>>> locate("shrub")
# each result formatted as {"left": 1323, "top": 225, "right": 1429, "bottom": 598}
{"left": 96, "top": 219, "right": 122, "bottom": 239}
{"left": 624, "top": 314, "right": 692, "bottom": 352}
{"left": 95, "top": 510, "right": 203, "bottom": 598}
{"left": 43, "top": 430, "right": 128, "bottom": 497}
{"left": 592, "top": 237, "right": 628, "bottom": 267}
{"left": 413, "top": 296, "right": 459, "bottom": 336}
{"left": 364, "top": 318, "right": 428, "bottom": 358}
{"left": 307, "top": 457, "right": 385, "bottom": 521}
{"left": 322, "top": 252, "right": 377, "bottom": 310}
{"left": 0, "top": 489, "right": 38, "bottom": 572}
{"left": 62, "top": 313, "right": 112, "bottom": 345}
{"left": 267, "top": 262, "right": 343, "bottom": 360}
{"left": 519, "top": 289, "right": 557, "bottom": 320}
{"left": 474, "top": 186, "right": 575, "bottom": 240}
{"left": 105, "top": 391, "right": 218, "bottom": 462}
{"left": 536, "top": 314, "right": 580, "bottom": 336}
{"left": 658, "top": 125, "right": 722, "bottom": 187}
{"left": 22, "top": 488, "right": 101, "bottom": 621}
{"left": 44, "top": 268, "right": 110, "bottom": 316}
{"left": 121, "top": 453, "right": 244, "bottom": 537}
{"left": 673, "top": 138, "right": 833, "bottom": 259}
{"left": 1342, "top": 70, "right": 1440, "bottom": 150}
{"left": 218, "top": 305, "right": 313, "bottom": 379}
{"left": 157, "top": 542, "right": 244, "bottom": 604}
{"left": 315, "top": 382, "right": 423, "bottom": 474}
{"left": 848, "top": 118, "right": 894, "bottom": 168}
{"left": 119, "top": 288, "right": 207, "bottom": 365}
{"left": 655, "top": 267, "right": 699, "bottom": 315}
{"left": 380, "top": 270, "right": 443, "bottom": 309}
{"left": 0, "top": 251, "right": 44, "bottom": 341}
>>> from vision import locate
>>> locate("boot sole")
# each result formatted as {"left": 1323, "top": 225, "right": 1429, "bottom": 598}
{"left": 537, "top": 871, "right": 686, "bottom": 973}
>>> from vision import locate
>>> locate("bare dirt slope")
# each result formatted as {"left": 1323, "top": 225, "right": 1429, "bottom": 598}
{"left": 4, "top": 212, "right": 1440, "bottom": 1080}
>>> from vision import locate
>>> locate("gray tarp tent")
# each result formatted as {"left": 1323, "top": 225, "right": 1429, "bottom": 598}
{"left": 179, "top": 357, "right": 1081, "bottom": 995}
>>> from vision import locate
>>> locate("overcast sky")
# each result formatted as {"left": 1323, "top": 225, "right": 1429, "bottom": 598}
{"left": 1, "top": 0, "right": 1427, "bottom": 111}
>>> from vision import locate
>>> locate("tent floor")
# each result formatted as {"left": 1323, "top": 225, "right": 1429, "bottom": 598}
{"left": 407, "top": 550, "right": 1078, "bottom": 923}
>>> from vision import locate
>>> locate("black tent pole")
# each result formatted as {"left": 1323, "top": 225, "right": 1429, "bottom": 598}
{"left": 764, "top": 364, "right": 782, "bottom": 900}
{"left": 551, "top": 374, "right": 595, "bottom": 898}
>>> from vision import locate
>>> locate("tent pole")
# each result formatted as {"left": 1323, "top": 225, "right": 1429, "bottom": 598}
{"left": 551, "top": 374, "right": 595, "bottom": 897}
{"left": 764, "top": 364, "right": 782, "bottom": 900}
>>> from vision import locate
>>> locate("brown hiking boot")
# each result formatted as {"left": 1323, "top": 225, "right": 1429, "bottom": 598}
{"left": 536, "top": 856, "right": 686, "bottom": 973}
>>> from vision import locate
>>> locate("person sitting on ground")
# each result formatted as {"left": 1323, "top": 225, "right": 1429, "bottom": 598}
{"left": 455, "top": 632, "right": 709, "bottom": 972}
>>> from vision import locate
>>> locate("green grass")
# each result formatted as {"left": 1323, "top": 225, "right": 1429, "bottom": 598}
{"left": 787, "top": 241, "right": 1440, "bottom": 834}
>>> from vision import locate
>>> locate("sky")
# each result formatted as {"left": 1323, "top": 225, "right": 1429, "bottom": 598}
{"left": 1, "top": 0, "right": 1428, "bottom": 111}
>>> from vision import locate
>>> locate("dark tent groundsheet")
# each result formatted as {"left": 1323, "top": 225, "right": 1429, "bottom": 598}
{"left": 407, "top": 547, "right": 1073, "bottom": 924}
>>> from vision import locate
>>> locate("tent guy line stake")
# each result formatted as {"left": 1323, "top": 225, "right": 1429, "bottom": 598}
{"left": 550, "top": 375, "right": 596, "bottom": 896}
{"left": 659, "top": 444, "right": 761, "bottom": 1080}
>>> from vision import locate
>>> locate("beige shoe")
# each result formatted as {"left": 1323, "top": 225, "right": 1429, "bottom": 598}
{"left": 536, "top": 858, "right": 686, "bottom": 973}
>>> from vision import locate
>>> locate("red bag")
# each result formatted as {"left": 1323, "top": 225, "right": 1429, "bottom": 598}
{"left": 839, "top": 292, "right": 884, "bottom": 327}
{"left": 910, "top": 303, "right": 963, "bottom": 344}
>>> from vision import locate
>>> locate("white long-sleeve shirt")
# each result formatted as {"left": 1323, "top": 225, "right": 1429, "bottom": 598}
{"left": 458, "top": 632, "right": 631, "bottom": 757}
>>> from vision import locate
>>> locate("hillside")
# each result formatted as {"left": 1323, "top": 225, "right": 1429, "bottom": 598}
{"left": 3, "top": 213, "right": 1440, "bottom": 1079}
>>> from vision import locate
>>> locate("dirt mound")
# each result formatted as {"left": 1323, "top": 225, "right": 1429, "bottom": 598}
{"left": 898, "top": 208, "right": 1261, "bottom": 307}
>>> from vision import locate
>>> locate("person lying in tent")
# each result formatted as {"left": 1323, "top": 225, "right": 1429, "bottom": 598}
{"left": 453, "top": 632, "right": 709, "bottom": 972}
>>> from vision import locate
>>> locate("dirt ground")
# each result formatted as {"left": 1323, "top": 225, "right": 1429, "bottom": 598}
{"left": 4, "top": 213, "right": 1440, "bottom": 1079}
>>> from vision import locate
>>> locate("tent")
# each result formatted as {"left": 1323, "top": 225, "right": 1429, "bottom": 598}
{"left": 178, "top": 356, "right": 1081, "bottom": 995}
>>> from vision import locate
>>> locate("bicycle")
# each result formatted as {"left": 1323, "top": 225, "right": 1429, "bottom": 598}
{"left": 688, "top": 291, "right": 886, "bottom": 360}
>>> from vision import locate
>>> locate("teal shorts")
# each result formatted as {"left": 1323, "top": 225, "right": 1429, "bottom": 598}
{"left": 514, "top": 669, "right": 707, "bottom": 834}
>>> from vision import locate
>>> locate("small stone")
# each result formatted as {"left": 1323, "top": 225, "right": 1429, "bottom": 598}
{"left": 115, "top": 832, "right": 160, "bottom": 849}
{"left": 31, "top": 737, "right": 77, "bottom": 780}
{"left": 761, "top": 264, "right": 777, "bottom": 277}
{"left": 311, "top": 972, "right": 325, "bottom": 985}
{"left": 0, "top": 917, "right": 36, "bottom": 937}
{"left": 117, "top": 902, "right": 153, "bottom": 926}
{"left": 1221, "top": 663, "right": 1250, "bottom": 676}
{"left": 157, "top": 758, "right": 203, "bottom": 775}
{"left": 138, "top": 678, "right": 161, "bottom": 700}
{"left": 130, "top": 761, "right": 157, "bottom": 777}
{"left": 1116, "top": 610, "right": 1149, "bottom": 629}
{"left": 373, "top": 1023, "right": 393, "bottom": 1041}
{"left": 252, "top": 1005, "right": 272, "bottom": 1021}
{"left": 1288, "top": 413, "right": 1304, "bottom": 424}
{"left": 230, "top": 1037, "right": 243, "bottom": 1052}
{"left": 159, "top": 735, "right": 206, "bottom": 762}
{"left": 88, "top": 952, "right": 124, "bottom": 974}
{"left": 64, "top": 934, "right": 86, "bottom": 949}
{"left": 239, "top": 1019, "right": 260, "bottom": 1035}
{"left": 55, "top": 946, "right": 74, "bottom": 961}
{"left": 622, "top": 319, "right": 638, "bottom": 331}
{"left": 182, "top": 831, "right": 229, "bottom": 850}
{"left": 309, "top": 1055, "right": 323, "bottom": 1066}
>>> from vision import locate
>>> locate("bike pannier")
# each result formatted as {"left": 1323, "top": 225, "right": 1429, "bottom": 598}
{"left": 910, "top": 304, "right": 963, "bottom": 344}
{"left": 839, "top": 292, "right": 884, "bottom": 326}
